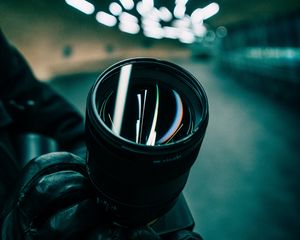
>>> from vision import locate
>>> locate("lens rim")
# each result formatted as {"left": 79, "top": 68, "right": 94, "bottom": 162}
{"left": 87, "top": 57, "right": 208, "bottom": 154}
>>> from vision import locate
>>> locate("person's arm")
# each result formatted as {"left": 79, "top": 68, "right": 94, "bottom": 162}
{"left": 0, "top": 29, "right": 84, "bottom": 151}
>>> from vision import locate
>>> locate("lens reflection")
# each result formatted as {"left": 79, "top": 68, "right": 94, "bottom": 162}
{"left": 98, "top": 75, "right": 193, "bottom": 145}
{"left": 86, "top": 58, "right": 208, "bottom": 225}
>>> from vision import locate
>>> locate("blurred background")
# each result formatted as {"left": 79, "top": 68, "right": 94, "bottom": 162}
{"left": 1, "top": 0, "right": 300, "bottom": 239}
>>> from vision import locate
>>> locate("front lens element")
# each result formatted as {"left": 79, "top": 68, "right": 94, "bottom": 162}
{"left": 86, "top": 58, "right": 208, "bottom": 226}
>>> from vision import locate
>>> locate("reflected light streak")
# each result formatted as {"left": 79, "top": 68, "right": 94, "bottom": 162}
{"left": 96, "top": 11, "right": 117, "bottom": 27}
{"left": 65, "top": 0, "right": 95, "bottom": 15}
{"left": 146, "top": 85, "right": 159, "bottom": 146}
{"left": 112, "top": 64, "right": 133, "bottom": 135}
{"left": 157, "top": 90, "right": 183, "bottom": 144}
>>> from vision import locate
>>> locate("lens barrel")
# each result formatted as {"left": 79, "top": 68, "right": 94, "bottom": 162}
{"left": 85, "top": 58, "right": 208, "bottom": 226}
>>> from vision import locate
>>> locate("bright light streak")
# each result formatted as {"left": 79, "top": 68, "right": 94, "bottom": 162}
{"left": 146, "top": 85, "right": 159, "bottom": 146}
{"left": 163, "top": 26, "right": 178, "bottom": 39}
{"left": 119, "top": 0, "right": 135, "bottom": 10}
{"left": 174, "top": 4, "right": 186, "bottom": 19}
{"left": 112, "top": 64, "right": 132, "bottom": 135}
{"left": 65, "top": 0, "right": 95, "bottom": 15}
{"left": 109, "top": 2, "right": 122, "bottom": 16}
{"left": 179, "top": 30, "right": 195, "bottom": 44}
{"left": 119, "top": 12, "right": 138, "bottom": 23}
{"left": 202, "top": 2, "right": 219, "bottom": 19}
{"left": 119, "top": 22, "right": 140, "bottom": 34}
{"left": 157, "top": 90, "right": 183, "bottom": 144}
{"left": 191, "top": 2, "right": 219, "bottom": 21}
{"left": 159, "top": 7, "right": 172, "bottom": 21}
{"left": 96, "top": 11, "right": 117, "bottom": 27}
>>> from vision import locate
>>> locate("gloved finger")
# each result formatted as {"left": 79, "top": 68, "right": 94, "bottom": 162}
{"left": 30, "top": 198, "right": 104, "bottom": 240}
{"left": 19, "top": 152, "right": 86, "bottom": 192}
{"left": 1, "top": 152, "right": 86, "bottom": 218}
{"left": 17, "top": 170, "right": 96, "bottom": 230}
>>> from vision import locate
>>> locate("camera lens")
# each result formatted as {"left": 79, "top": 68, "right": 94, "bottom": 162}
{"left": 85, "top": 58, "right": 208, "bottom": 226}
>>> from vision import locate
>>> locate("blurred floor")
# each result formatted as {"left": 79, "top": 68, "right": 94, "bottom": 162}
{"left": 50, "top": 61, "right": 300, "bottom": 240}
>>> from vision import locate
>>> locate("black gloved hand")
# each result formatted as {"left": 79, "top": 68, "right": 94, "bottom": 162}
{"left": 0, "top": 152, "right": 160, "bottom": 240}
{"left": 1, "top": 152, "right": 99, "bottom": 239}
{"left": 0, "top": 151, "right": 202, "bottom": 240}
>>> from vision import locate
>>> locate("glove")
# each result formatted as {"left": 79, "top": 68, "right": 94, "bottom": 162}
{"left": 0, "top": 151, "right": 202, "bottom": 240}
{"left": 0, "top": 152, "right": 160, "bottom": 240}
{"left": 1, "top": 152, "right": 100, "bottom": 239}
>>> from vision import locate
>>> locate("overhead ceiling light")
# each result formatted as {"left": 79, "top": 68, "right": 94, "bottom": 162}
{"left": 65, "top": 0, "right": 95, "bottom": 15}
{"left": 96, "top": 11, "right": 117, "bottom": 27}
{"left": 192, "top": 23, "right": 207, "bottom": 37}
{"left": 191, "top": 2, "right": 220, "bottom": 21}
{"left": 175, "top": 0, "right": 189, "bottom": 4}
{"left": 202, "top": 2, "right": 220, "bottom": 20}
{"left": 172, "top": 16, "right": 190, "bottom": 28}
{"left": 159, "top": 7, "right": 172, "bottom": 22}
{"left": 143, "top": 0, "right": 154, "bottom": 10}
{"left": 109, "top": 2, "right": 122, "bottom": 16}
{"left": 119, "top": 12, "right": 138, "bottom": 23}
{"left": 144, "top": 26, "right": 164, "bottom": 39}
{"left": 146, "top": 8, "right": 160, "bottom": 21}
{"left": 119, "top": 0, "right": 135, "bottom": 10}
{"left": 136, "top": 1, "right": 153, "bottom": 16}
{"left": 174, "top": 4, "right": 186, "bottom": 19}
{"left": 163, "top": 26, "right": 178, "bottom": 39}
{"left": 136, "top": 1, "right": 146, "bottom": 15}
{"left": 179, "top": 30, "right": 195, "bottom": 44}
{"left": 191, "top": 9, "right": 202, "bottom": 22}
{"left": 119, "top": 22, "right": 140, "bottom": 34}
{"left": 142, "top": 18, "right": 160, "bottom": 28}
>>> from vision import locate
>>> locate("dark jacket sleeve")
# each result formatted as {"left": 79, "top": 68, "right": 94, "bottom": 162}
{"left": 0, "top": 29, "right": 85, "bottom": 151}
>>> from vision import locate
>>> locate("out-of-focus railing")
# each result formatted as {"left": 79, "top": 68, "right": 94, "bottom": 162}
{"left": 217, "top": 12, "right": 300, "bottom": 105}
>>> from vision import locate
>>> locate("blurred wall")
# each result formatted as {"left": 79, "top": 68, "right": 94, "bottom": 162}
{"left": 0, "top": 0, "right": 189, "bottom": 80}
